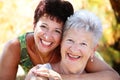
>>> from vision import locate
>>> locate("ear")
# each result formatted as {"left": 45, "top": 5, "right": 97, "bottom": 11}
{"left": 91, "top": 44, "right": 98, "bottom": 58}
{"left": 94, "top": 44, "right": 98, "bottom": 52}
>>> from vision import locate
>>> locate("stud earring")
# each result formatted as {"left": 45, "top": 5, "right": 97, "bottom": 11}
{"left": 91, "top": 57, "right": 94, "bottom": 62}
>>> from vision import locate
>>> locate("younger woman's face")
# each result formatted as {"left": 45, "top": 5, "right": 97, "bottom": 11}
{"left": 60, "top": 28, "right": 95, "bottom": 74}
{"left": 34, "top": 15, "right": 63, "bottom": 54}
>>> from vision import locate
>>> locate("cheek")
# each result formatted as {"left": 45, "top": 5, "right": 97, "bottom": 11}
{"left": 84, "top": 49, "right": 93, "bottom": 59}
{"left": 80, "top": 47, "right": 91, "bottom": 57}
{"left": 61, "top": 42, "right": 70, "bottom": 56}
{"left": 60, "top": 42, "right": 66, "bottom": 54}
{"left": 34, "top": 28, "right": 43, "bottom": 41}
{"left": 34, "top": 27, "right": 42, "bottom": 33}
{"left": 34, "top": 27, "right": 44, "bottom": 38}
{"left": 54, "top": 35, "right": 62, "bottom": 43}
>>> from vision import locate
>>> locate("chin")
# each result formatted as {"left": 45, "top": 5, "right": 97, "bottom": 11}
{"left": 67, "top": 66, "right": 84, "bottom": 74}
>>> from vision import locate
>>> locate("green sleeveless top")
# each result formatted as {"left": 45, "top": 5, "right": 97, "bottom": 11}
{"left": 18, "top": 32, "right": 33, "bottom": 73}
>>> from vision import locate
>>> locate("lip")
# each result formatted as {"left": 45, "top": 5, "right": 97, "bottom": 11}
{"left": 40, "top": 39, "right": 52, "bottom": 47}
{"left": 67, "top": 53, "right": 81, "bottom": 61}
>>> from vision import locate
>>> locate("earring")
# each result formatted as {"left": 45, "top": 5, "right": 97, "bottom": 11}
{"left": 91, "top": 57, "right": 93, "bottom": 62}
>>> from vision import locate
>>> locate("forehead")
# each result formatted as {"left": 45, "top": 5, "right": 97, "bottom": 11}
{"left": 64, "top": 28, "right": 93, "bottom": 40}
{"left": 43, "top": 14, "right": 64, "bottom": 24}
{"left": 38, "top": 14, "right": 64, "bottom": 28}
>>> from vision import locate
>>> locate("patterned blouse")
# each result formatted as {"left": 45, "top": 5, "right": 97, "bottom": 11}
{"left": 18, "top": 32, "right": 33, "bottom": 73}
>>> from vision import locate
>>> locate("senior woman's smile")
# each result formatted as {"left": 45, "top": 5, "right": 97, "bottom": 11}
{"left": 67, "top": 53, "right": 81, "bottom": 60}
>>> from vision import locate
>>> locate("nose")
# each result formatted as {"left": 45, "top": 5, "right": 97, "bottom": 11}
{"left": 43, "top": 31, "right": 53, "bottom": 40}
{"left": 69, "top": 43, "right": 80, "bottom": 54}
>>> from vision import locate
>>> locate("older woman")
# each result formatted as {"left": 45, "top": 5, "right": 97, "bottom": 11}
{"left": 25, "top": 10, "right": 119, "bottom": 80}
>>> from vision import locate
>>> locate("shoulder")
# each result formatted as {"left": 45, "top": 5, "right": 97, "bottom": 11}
{"left": 0, "top": 37, "right": 21, "bottom": 63}
{"left": 26, "top": 32, "right": 34, "bottom": 46}
{"left": 0, "top": 37, "right": 22, "bottom": 79}
{"left": 5, "top": 38, "right": 20, "bottom": 53}
{"left": 26, "top": 32, "right": 35, "bottom": 54}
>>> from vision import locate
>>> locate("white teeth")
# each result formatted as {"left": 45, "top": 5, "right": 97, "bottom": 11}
{"left": 68, "top": 54, "right": 80, "bottom": 59}
{"left": 41, "top": 40, "right": 51, "bottom": 46}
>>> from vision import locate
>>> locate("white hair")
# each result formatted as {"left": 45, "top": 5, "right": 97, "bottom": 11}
{"left": 63, "top": 10, "right": 103, "bottom": 45}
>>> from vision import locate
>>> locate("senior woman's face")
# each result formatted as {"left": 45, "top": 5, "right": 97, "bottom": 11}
{"left": 34, "top": 14, "right": 63, "bottom": 54}
{"left": 60, "top": 28, "right": 95, "bottom": 74}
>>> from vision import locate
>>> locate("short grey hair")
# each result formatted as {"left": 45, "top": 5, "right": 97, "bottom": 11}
{"left": 63, "top": 10, "right": 103, "bottom": 45}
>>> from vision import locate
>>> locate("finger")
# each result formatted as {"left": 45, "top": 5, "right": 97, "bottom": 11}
{"left": 32, "top": 67, "right": 48, "bottom": 74}
{"left": 35, "top": 67, "right": 49, "bottom": 73}
{"left": 30, "top": 65, "right": 40, "bottom": 73}
{"left": 36, "top": 71, "right": 50, "bottom": 77}
{"left": 34, "top": 69, "right": 50, "bottom": 78}
{"left": 48, "top": 70, "right": 62, "bottom": 80}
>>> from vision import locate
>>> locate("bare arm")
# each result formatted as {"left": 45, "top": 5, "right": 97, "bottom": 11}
{"left": 27, "top": 55, "right": 119, "bottom": 80}
{"left": 0, "top": 38, "right": 20, "bottom": 80}
{"left": 61, "top": 56, "right": 120, "bottom": 80}
{"left": 61, "top": 71, "right": 119, "bottom": 80}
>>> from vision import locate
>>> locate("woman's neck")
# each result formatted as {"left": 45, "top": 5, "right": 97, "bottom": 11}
{"left": 51, "top": 61, "right": 86, "bottom": 75}
{"left": 34, "top": 45, "right": 54, "bottom": 64}
{"left": 51, "top": 62, "right": 70, "bottom": 74}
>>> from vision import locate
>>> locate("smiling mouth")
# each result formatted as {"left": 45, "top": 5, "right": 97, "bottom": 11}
{"left": 41, "top": 39, "right": 52, "bottom": 46}
{"left": 67, "top": 53, "right": 81, "bottom": 60}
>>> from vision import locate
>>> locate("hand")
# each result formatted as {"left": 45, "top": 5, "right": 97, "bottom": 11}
{"left": 33, "top": 66, "right": 62, "bottom": 80}
{"left": 25, "top": 65, "right": 48, "bottom": 80}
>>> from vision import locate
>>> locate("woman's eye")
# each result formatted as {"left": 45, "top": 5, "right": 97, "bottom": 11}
{"left": 67, "top": 39, "right": 73, "bottom": 42}
{"left": 80, "top": 43, "right": 87, "bottom": 46}
{"left": 55, "top": 30, "right": 62, "bottom": 34}
{"left": 40, "top": 25, "right": 46, "bottom": 28}
{"left": 40, "top": 25, "right": 48, "bottom": 31}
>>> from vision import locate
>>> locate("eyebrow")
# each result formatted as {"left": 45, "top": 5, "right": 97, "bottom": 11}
{"left": 42, "top": 23, "right": 62, "bottom": 31}
{"left": 42, "top": 23, "right": 48, "bottom": 26}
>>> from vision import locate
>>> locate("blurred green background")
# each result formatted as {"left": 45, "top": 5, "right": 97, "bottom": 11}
{"left": 0, "top": 0, "right": 120, "bottom": 74}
